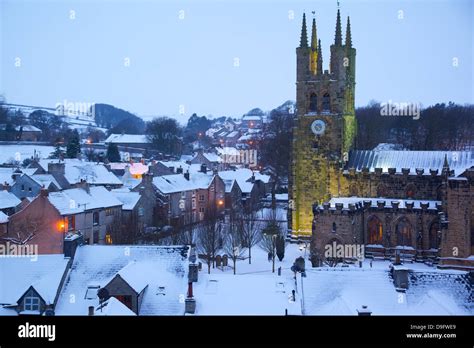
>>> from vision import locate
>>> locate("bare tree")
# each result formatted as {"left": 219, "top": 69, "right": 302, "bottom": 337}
{"left": 240, "top": 205, "right": 261, "bottom": 264}
{"left": 259, "top": 209, "right": 282, "bottom": 273}
{"left": 2, "top": 217, "right": 41, "bottom": 245}
{"left": 196, "top": 207, "right": 222, "bottom": 274}
{"left": 223, "top": 212, "right": 246, "bottom": 275}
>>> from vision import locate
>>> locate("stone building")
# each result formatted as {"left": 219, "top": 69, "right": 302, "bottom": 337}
{"left": 289, "top": 9, "right": 474, "bottom": 270}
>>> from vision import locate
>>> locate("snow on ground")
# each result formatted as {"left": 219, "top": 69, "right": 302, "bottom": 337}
{"left": 196, "top": 244, "right": 472, "bottom": 316}
{"left": 0, "top": 145, "right": 54, "bottom": 164}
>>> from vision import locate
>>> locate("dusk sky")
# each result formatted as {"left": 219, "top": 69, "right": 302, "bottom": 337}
{"left": 1, "top": 0, "right": 472, "bottom": 121}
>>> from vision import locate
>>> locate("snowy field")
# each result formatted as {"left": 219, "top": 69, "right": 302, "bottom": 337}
{"left": 0, "top": 145, "right": 55, "bottom": 164}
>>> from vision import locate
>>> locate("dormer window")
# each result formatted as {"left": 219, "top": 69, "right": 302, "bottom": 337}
{"left": 24, "top": 296, "right": 40, "bottom": 311}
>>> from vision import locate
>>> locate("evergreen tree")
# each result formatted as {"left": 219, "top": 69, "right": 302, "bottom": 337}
{"left": 106, "top": 143, "right": 121, "bottom": 162}
{"left": 66, "top": 131, "right": 81, "bottom": 158}
{"left": 50, "top": 142, "right": 65, "bottom": 159}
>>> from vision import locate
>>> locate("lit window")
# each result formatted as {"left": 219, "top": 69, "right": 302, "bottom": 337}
{"left": 105, "top": 233, "right": 113, "bottom": 245}
{"left": 24, "top": 297, "right": 40, "bottom": 311}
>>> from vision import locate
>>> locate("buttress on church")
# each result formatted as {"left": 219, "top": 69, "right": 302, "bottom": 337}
{"left": 288, "top": 9, "right": 474, "bottom": 270}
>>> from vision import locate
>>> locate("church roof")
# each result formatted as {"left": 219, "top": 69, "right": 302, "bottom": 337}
{"left": 347, "top": 150, "right": 474, "bottom": 176}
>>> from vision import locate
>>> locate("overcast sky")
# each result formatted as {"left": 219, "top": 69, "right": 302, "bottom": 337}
{"left": 1, "top": 0, "right": 472, "bottom": 121}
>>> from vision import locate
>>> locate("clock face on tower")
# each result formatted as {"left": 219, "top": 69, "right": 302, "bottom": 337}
{"left": 311, "top": 119, "right": 326, "bottom": 135}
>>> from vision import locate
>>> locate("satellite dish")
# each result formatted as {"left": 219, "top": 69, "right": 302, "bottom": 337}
{"left": 97, "top": 288, "right": 110, "bottom": 301}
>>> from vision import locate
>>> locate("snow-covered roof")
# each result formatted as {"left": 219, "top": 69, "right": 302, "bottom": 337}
{"left": 111, "top": 190, "right": 141, "bottom": 210}
{"left": 39, "top": 159, "right": 122, "bottom": 186}
{"left": 324, "top": 197, "right": 441, "bottom": 210}
{"left": 0, "top": 211, "right": 8, "bottom": 223}
{"left": 55, "top": 245, "right": 189, "bottom": 315}
{"left": 104, "top": 134, "right": 150, "bottom": 144}
{"left": 303, "top": 267, "right": 472, "bottom": 315}
{"left": 0, "top": 254, "right": 70, "bottom": 306}
{"left": 194, "top": 273, "right": 297, "bottom": 315}
{"left": 113, "top": 261, "right": 150, "bottom": 293}
{"left": 48, "top": 186, "right": 123, "bottom": 215}
{"left": 218, "top": 169, "right": 270, "bottom": 194}
{"left": 215, "top": 147, "right": 240, "bottom": 157}
{"left": 94, "top": 296, "right": 136, "bottom": 316}
{"left": 153, "top": 172, "right": 214, "bottom": 194}
{"left": 242, "top": 115, "right": 262, "bottom": 121}
{"left": 348, "top": 150, "right": 474, "bottom": 176}
{"left": 30, "top": 174, "right": 62, "bottom": 189}
{"left": 225, "top": 131, "right": 239, "bottom": 138}
{"left": 202, "top": 152, "right": 222, "bottom": 163}
{"left": 0, "top": 145, "right": 54, "bottom": 165}
{"left": 0, "top": 190, "right": 21, "bottom": 210}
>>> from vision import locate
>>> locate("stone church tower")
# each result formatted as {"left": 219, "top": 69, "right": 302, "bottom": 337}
{"left": 289, "top": 10, "right": 357, "bottom": 238}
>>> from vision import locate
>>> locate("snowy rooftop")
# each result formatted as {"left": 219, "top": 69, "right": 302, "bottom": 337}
{"left": 303, "top": 265, "right": 472, "bottom": 315}
{"left": 348, "top": 150, "right": 474, "bottom": 176}
{"left": 218, "top": 169, "right": 270, "bottom": 194}
{"left": 39, "top": 159, "right": 122, "bottom": 185}
{"left": 153, "top": 172, "right": 214, "bottom": 194}
{"left": 111, "top": 190, "right": 141, "bottom": 210}
{"left": 48, "top": 186, "right": 123, "bottom": 215}
{"left": 202, "top": 152, "right": 222, "bottom": 163}
{"left": 29, "top": 174, "right": 62, "bottom": 189}
{"left": 0, "top": 211, "right": 8, "bottom": 223}
{"left": 55, "top": 245, "right": 189, "bottom": 315}
{"left": 94, "top": 296, "right": 136, "bottom": 316}
{"left": 0, "top": 254, "right": 70, "bottom": 306}
{"left": 0, "top": 145, "right": 54, "bottom": 165}
{"left": 104, "top": 133, "right": 150, "bottom": 144}
{"left": 0, "top": 190, "right": 21, "bottom": 210}
{"left": 15, "top": 125, "right": 42, "bottom": 132}
{"left": 324, "top": 197, "right": 441, "bottom": 210}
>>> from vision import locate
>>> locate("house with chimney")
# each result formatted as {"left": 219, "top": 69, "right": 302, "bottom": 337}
{"left": 152, "top": 168, "right": 225, "bottom": 228}
{"left": 29, "top": 159, "right": 122, "bottom": 189}
{"left": 3, "top": 185, "right": 123, "bottom": 254}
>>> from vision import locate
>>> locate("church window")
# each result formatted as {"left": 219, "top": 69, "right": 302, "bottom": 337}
{"left": 309, "top": 93, "right": 318, "bottom": 112}
{"left": 396, "top": 218, "right": 413, "bottom": 247}
{"left": 322, "top": 93, "right": 330, "bottom": 112}
{"left": 367, "top": 216, "right": 383, "bottom": 244}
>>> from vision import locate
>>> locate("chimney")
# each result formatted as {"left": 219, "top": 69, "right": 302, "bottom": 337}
{"left": 250, "top": 172, "right": 255, "bottom": 183}
{"left": 212, "top": 167, "right": 218, "bottom": 175}
{"left": 185, "top": 282, "right": 196, "bottom": 314}
{"left": 357, "top": 305, "right": 372, "bottom": 316}
{"left": 40, "top": 188, "right": 49, "bottom": 197}
{"left": 88, "top": 306, "right": 94, "bottom": 316}
{"left": 77, "top": 179, "right": 90, "bottom": 193}
{"left": 184, "top": 170, "right": 190, "bottom": 181}
{"left": 48, "top": 162, "right": 65, "bottom": 175}
{"left": 200, "top": 163, "right": 207, "bottom": 173}
{"left": 176, "top": 166, "right": 183, "bottom": 174}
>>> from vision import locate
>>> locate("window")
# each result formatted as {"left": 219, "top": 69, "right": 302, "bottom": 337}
{"left": 199, "top": 207, "right": 205, "bottom": 213}
{"left": 67, "top": 215, "right": 75, "bottom": 231}
{"left": 21, "top": 184, "right": 25, "bottom": 191}
{"left": 332, "top": 222, "right": 337, "bottom": 233}
{"left": 210, "top": 185, "right": 215, "bottom": 192}
{"left": 24, "top": 297, "right": 40, "bottom": 311}
{"left": 199, "top": 195, "right": 205, "bottom": 202}
{"left": 396, "top": 218, "right": 413, "bottom": 246}
{"left": 367, "top": 216, "right": 383, "bottom": 244}
{"left": 138, "top": 207, "right": 144, "bottom": 217}
{"left": 93, "top": 212, "right": 100, "bottom": 226}
{"left": 192, "top": 199, "right": 196, "bottom": 209}
{"left": 85, "top": 285, "right": 100, "bottom": 300}
{"left": 181, "top": 191, "right": 186, "bottom": 199}
{"left": 28, "top": 187, "right": 32, "bottom": 192}
{"left": 429, "top": 222, "right": 439, "bottom": 250}
{"left": 309, "top": 93, "right": 318, "bottom": 112}
{"left": 105, "top": 208, "right": 113, "bottom": 216}
{"left": 322, "top": 93, "right": 330, "bottom": 112}
{"left": 105, "top": 233, "right": 113, "bottom": 245}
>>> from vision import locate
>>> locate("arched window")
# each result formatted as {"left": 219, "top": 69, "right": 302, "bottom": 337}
{"left": 309, "top": 93, "right": 318, "bottom": 112}
{"left": 322, "top": 93, "right": 330, "bottom": 112}
{"left": 396, "top": 218, "right": 413, "bottom": 247}
{"left": 367, "top": 216, "right": 383, "bottom": 245}
{"left": 405, "top": 184, "right": 416, "bottom": 199}
{"left": 429, "top": 222, "right": 439, "bottom": 250}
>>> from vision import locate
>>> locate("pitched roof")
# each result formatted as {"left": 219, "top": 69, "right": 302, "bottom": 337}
{"left": 0, "top": 190, "right": 21, "bottom": 210}
{"left": 111, "top": 190, "right": 141, "bottom": 210}
{"left": 347, "top": 150, "right": 474, "bottom": 176}
{"left": 0, "top": 254, "right": 70, "bottom": 305}
{"left": 29, "top": 174, "right": 62, "bottom": 190}
{"left": 48, "top": 186, "right": 123, "bottom": 215}
{"left": 0, "top": 211, "right": 8, "bottom": 223}
{"left": 153, "top": 172, "right": 214, "bottom": 194}
{"left": 15, "top": 125, "right": 42, "bottom": 132}
{"left": 55, "top": 245, "right": 189, "bottom": 315}
{"left": 94, "top": 296, "right": 136, "bottom": 316}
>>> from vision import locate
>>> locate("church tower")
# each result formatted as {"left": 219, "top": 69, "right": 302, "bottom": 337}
{"left": 289, "top": 9, "right": 356, "bottom": 238}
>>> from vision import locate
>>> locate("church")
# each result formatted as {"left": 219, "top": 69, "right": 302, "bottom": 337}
{"left": 289, "top": 9, "right": 474, "bottom": 270}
